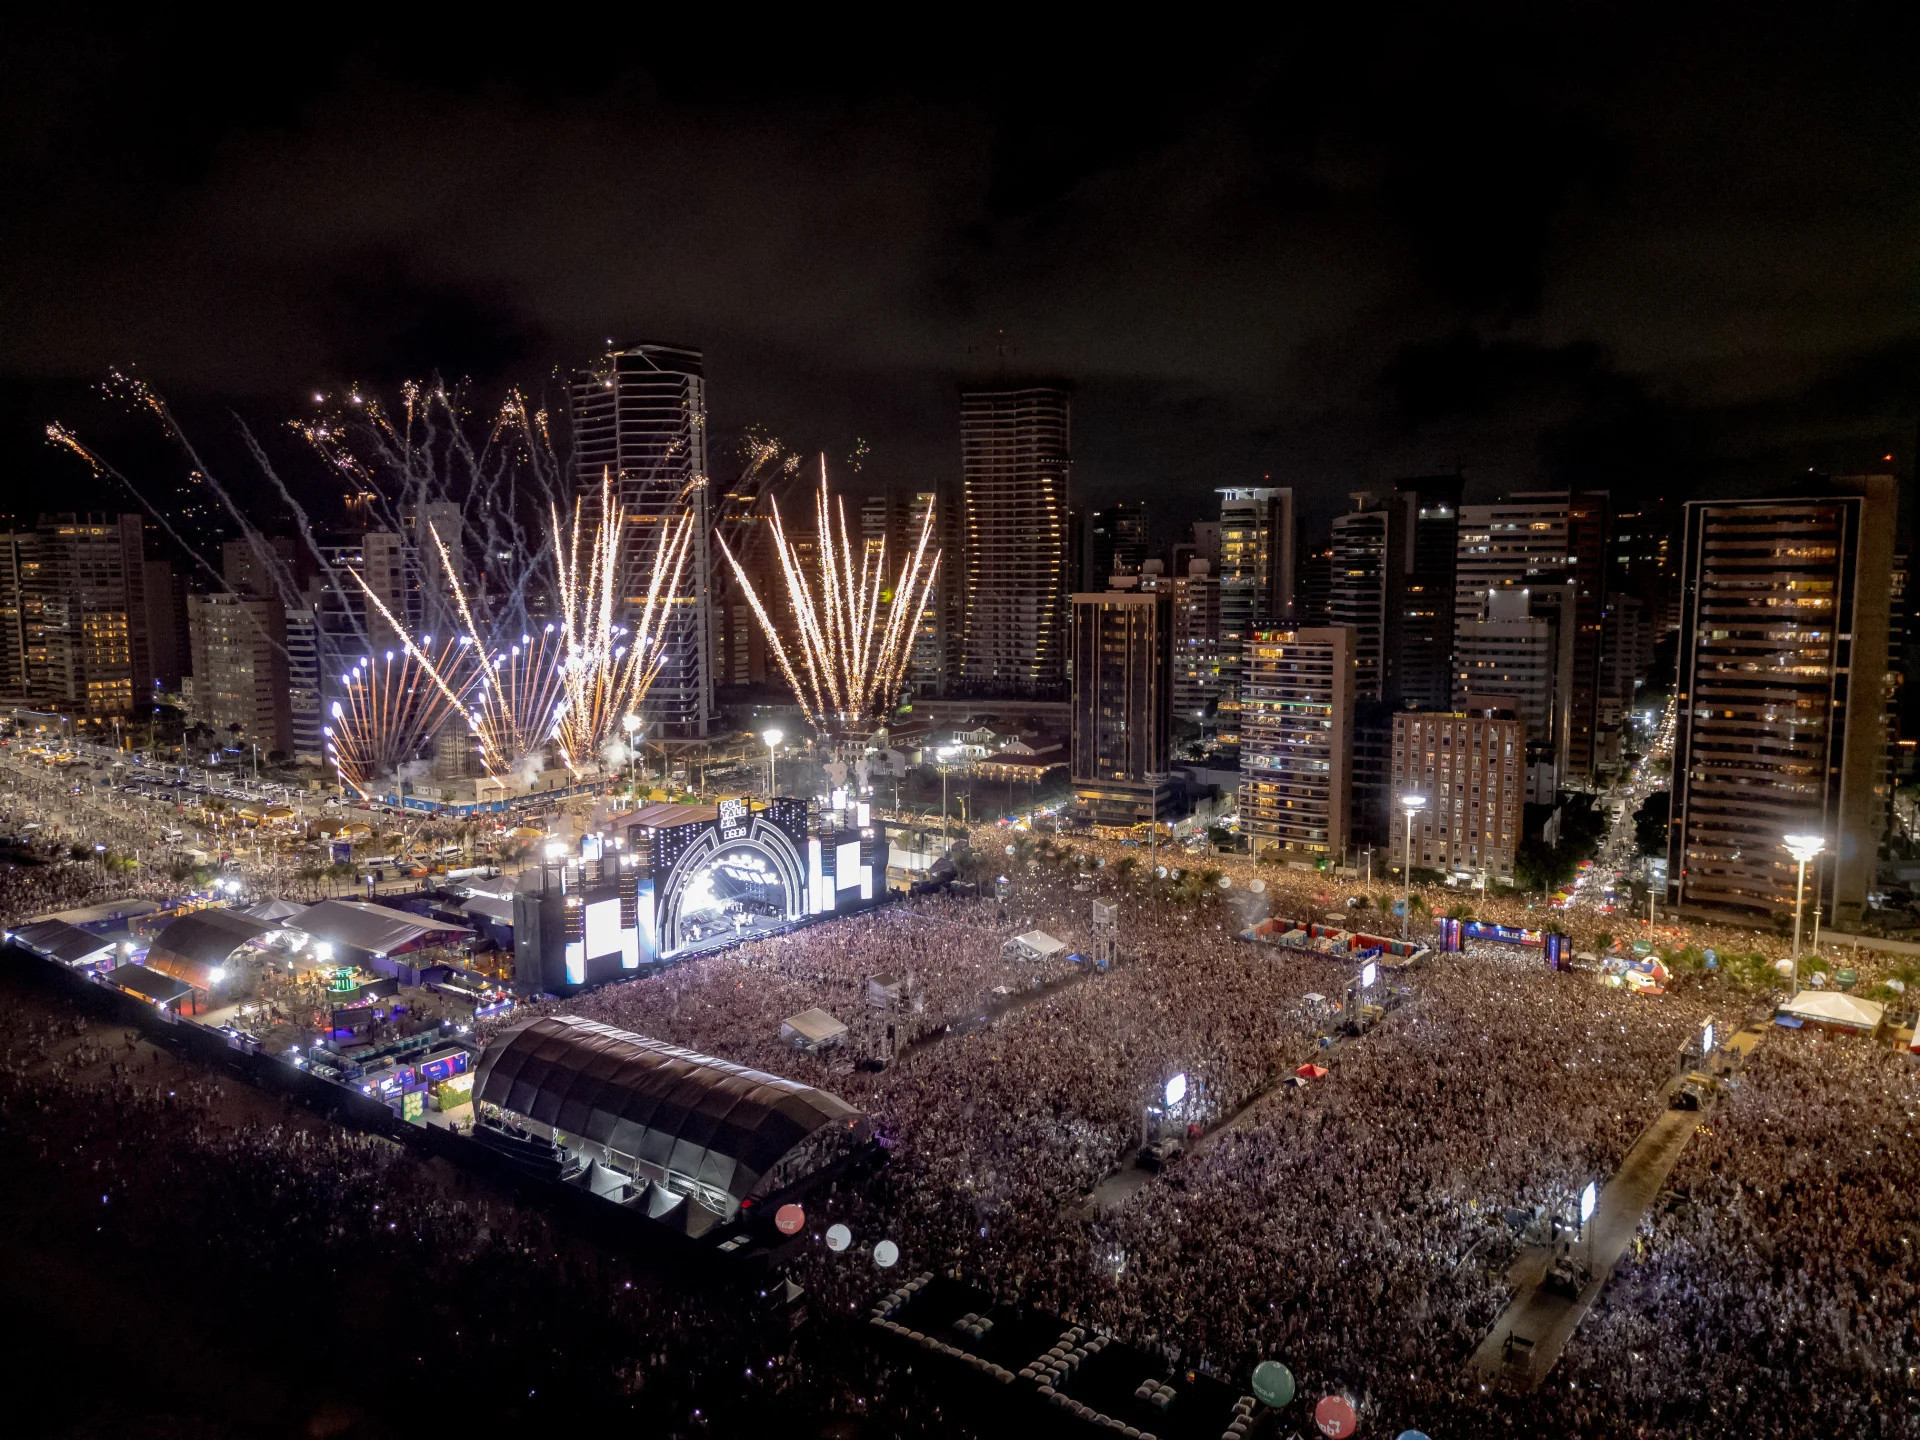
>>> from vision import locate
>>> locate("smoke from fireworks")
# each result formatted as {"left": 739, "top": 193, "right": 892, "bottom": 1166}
{"left": 717, "top": 456, "right": 940, "bottom": 741}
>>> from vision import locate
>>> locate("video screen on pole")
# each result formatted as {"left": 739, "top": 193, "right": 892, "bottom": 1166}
{"left": 584, "top": 897, "right": 622, "bottom": 959}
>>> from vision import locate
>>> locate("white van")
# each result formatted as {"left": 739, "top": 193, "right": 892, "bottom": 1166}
{"left": 161, "top": 828, "right": 184, "bottom": 844}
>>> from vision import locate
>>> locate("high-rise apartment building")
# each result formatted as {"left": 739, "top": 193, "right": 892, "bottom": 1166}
{"left": 1454, "top": 585, "right": 1574, "bottom": 801}
{"left": 959, "top": 385, "right": 1072, "bottom": 695}
{"left": 285, "top": 604, "right": 323, "bottom": 763}
{"left": 141, "top": 559, "right": 187, "bottom": 694}
{"left": 1610, "top": 498, "right": 1679, "bottom": 634}
{"left": 1391, "top": 701, "right": 1525, "bottom": 880}
{"left": 1083, "top": 501, "right": 1149, "bottom": 586}
{"left": 903, "top": 487, "right": 957, "bottom": 696}
{"left": 1238, "top": 626, "right": 1353, "bottom": 859}
{"left": 1329, "top": 493, "right": 1406, "bottom": 704}
{"left": 1667, "top": 476, "right": 1896, "bottom": 925}
{"left": 27, "top": 514, "right": 147, "bottom": 720}
{"left": 186, "top": 591, "right": 291, "bottom": 754}
{"left": 1170, "top": 558, "right": 1222, "bottom": 720}
{"left": 0, "top": 532, "right": 40, "bottom": 697}
{"left": 1069, "top": 584, "right": 1174, "bottom": 828}
{"left": 1217, "top": 487, "right": 1296, "bottom": 749}
{"left": 1454, "top": 491, "right": 1608, "bottom": 780}
{"left": 1393, "top": 476, "right": 1463, "bottom": 712}
{"left": 569, "top": 344, "right": 712, "bottom": 737}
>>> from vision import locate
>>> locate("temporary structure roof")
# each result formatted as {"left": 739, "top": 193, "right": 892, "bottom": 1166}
{"left": 290, "top": 899, "right": 469, "bottom": 956}
{"left": 104, "top": 963, "right": 194, "bottom": 1007}
{"left": 619, "top": 800, "right": 721, "bottom": 830}
{"left": 781, "top": 1008, "right": 849, "bottom": 1046}
{"left": 475, "top": 1015, "right": 869, "bottom": 1207}
{"left": 10, "top": 919, "right": 116, "bottom": 966}
{"left": 1778, "top": 990, "right": 1885, "bottom": 1033}
{"left": 39, "top": 898, "right": 161, "bottom": 928}
{"left": 145, "top": 908, "right": 277, "bottom": 990}
{"left": 235, "top": 898, "right": 307, "bottom": 923}
{"left": 1008, "top": 930, "right": 1068, "bottom": 959}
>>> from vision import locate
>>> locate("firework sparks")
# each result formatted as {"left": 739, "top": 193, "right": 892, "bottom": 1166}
{"left": 551, "top": 471, "right": 696, "bottom": 774}
{"left": 322, "top": 639, "right": 468, "bottom": 800}
{"left": 718, "top": 456, "right": 940, "bottom": 742}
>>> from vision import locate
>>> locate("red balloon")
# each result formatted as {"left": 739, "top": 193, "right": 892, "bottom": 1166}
{"left": 1314, "top": 1395, "right": 1357, "bottom": 1438}
{"left": 774, "top": 1203, "right": 805, "bottom": 1235}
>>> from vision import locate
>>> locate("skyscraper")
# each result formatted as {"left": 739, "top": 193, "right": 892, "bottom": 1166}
{"left": 570, "top": 344, "right": 712, "bottom": 737}
{"left": 28, "top": 514, "right": 147, "bottom": 721}
{"left": 1393, "top": 475, "right": 1463, "bottom": 712}
{"left": 1216, "top": 487, "right": 1296, "bottom": 750}
{"left": 1667, "top": 476, "right": 1896, "bottom": 926}
{"left": 1392, "top": 701, "right": 1525, "bottom": 880}
{"left": 186, "top": 591, "right": 291, "bottom": 754}
{"left": 1453, "top": 491, "right": 1608, "bottom": 781}
{"left": 959, "top": 385, "right": 1071, "bottom": 695}
{"left": 1170, "top": 558, "right": 1222, "bottom": 721}
{"left": 1083, "top": 501, "right": 1149, "bottom": 586}
{"left": 1328, "top": 493, "right": 1406, "bottom": 704}
{"left": 1238, "top": 626, "right": 1353, "bottom": 859}
{"left": 1069, "top": 584, "right": 1174, "bottom": 828}
{"left": 1453, "top": 584, "right": 1575, "bottom": 800}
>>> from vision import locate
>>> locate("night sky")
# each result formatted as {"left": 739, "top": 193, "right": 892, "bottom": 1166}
{"left": 4, "top": 14, "right": 1917, "bottom": 542}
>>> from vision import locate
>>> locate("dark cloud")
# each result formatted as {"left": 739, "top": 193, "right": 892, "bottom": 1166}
{"left": 3, "top": 14, "right": 1918, "bottom": 541}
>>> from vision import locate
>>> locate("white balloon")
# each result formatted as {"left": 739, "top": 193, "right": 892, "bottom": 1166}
{"left": 873, "top": 1239, "right": 900, "bottom": 1268}
{"left": 825, "top": 1223, "right": 852, "bottom": 1252}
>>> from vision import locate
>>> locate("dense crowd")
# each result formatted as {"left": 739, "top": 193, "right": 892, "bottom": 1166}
{"left": 7, "top": 744, "right": 1917, "bottom": 1437}
{"left": 0, "top": 996, "right": 967, "bottom": 1438}
{"left": 501, "top": 865, "right": 1916, "bottom": 1437}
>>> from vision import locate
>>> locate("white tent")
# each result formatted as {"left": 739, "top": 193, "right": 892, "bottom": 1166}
{"left": 1778, "top": 990, "right": 1885, "bottom": 1034}
{"left": 1004, "top": 930, "right": 1068, "bottom": 962}
{"left": 780, "top": 1008, "right": 849, "bottom": 1051}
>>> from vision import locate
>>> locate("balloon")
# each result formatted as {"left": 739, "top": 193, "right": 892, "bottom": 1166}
{"left": 825, "top": 1223, "right": 852, "bottom": 1252}
{"left": 1314, "top": 1394, "right": 1357, "bottom": 1438}
{"left": 1251, "top": 1360, "right": 1295, "bottom": 1407}
{"left": 1397, "top": 1431, "right": 1432, "bottom": 1440}
{"left": 873, "top": 1239, "right": 900, "bottom": 1268}
{"left": 774, "top": 1203, "right": 805, "bottom": 1235}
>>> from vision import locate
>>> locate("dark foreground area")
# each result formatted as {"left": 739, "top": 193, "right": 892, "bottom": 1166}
{"left": 0, "top": 961, "right": 962, "bottom": 1440}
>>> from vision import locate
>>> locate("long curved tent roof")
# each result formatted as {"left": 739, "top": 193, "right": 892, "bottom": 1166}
{"left": 146, "top": 908, "right": 276, "bottom": 990}
{"left": 475, "top": 1015, "right": 869, "bottom": 1203}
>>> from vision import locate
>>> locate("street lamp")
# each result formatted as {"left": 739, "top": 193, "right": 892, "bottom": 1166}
{"left": 622, "top": 713, "right": 641, "bottom": 795}
{"left": 1783, "top": 833, "right": 1824, "bottom": 995}
{"left": 1400, "top": 793, "right": 1427, "bottom": 941}
{"left": 761, "top": 728, "right": 783, "bottom": 797}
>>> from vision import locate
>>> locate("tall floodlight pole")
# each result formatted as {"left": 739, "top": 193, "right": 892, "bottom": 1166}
{"left": 762, "top": 728, "right": 784, "bottom": 798}
{"left": 1401, "top": 793, "right": 1428, "bottom": 942}
{"left": 1783, "top": 833, "right": 1825, "bottom": 997}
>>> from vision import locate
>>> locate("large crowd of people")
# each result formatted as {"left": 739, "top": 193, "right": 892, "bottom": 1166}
{"left": 491, "top": 859, "right": 1917, "bottom": 1437}
{"left": 6, "top": 737, "right": 1917, "bottom": 1437}
{"left": 0, "top": 992, "right": 968, "bottom": 1437}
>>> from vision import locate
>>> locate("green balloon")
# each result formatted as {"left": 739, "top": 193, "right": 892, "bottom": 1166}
{"left": 1251, "top": 1360, "right": 1295, "bottom": 1408}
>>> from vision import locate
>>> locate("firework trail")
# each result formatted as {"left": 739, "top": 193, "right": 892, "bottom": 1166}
{"left": 717, "top": 456, "right": 941, "bottom": 742}
{"left": 551, "top": 470, "right": 696, "bottom": 774}
{"left": 322, "top": 638, "right": 469, "bottom": 799}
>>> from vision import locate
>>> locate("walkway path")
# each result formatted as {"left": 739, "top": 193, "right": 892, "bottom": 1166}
{"left": 1468, "top": 1023, "right": 1767, "bottom": 1389}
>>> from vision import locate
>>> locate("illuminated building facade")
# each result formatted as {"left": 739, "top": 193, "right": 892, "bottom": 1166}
{"left": 1238, "top": 626, "right": 1352, "bottom": 859}
{"left": 23, "top": 514, "right": 147, "bottom": 720}
{"left": 569, "top": 344, "right": 712, "bottom": 737}
{"left": 959, "top": 385, "right": 1071, "bottom": 695}
{"left": 1667, "top": 477, "right": 1896, "bottom": 925}
{"left": 1391, "top": 701, "right": 1524, "bottom": 880}
{"left": 1069, "top": 585, "right": 1174, "bottom": 829}
{"left": 1216, "top": 486, "right": 1296, "bottom": 750}
{"left": 1453, "top": 491, "right": 1608, "bottom": 780}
